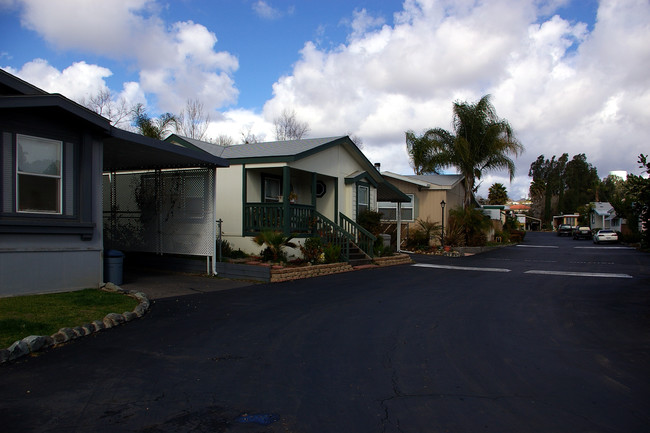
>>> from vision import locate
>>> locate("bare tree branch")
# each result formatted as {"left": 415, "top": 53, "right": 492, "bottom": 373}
{"left": 273, "top": 108, "right": 310, "bottom": 140}
{"left": 178, "top": 99, "right": 210, "bottom": 140}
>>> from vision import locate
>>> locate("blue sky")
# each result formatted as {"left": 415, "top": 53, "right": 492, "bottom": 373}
{"left": 1, "top": 0, "right": 648, "bottom": 199}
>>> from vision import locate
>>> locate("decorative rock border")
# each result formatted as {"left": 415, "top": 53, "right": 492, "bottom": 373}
{"left": 0, "top": 283, "right": 150, "bottom": 365}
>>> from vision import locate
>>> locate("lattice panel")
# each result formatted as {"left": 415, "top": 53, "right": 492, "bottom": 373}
{"left": 103, "top": 169, "right": 215, "bottom": 257}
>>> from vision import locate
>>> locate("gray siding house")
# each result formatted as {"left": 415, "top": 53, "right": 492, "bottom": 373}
{"left": 0, "top": 70, "right": 227, "bottom": 296}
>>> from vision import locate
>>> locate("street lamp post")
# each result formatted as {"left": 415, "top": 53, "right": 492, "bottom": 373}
{"left": 440, "top": 200, "right": 446, "bottom": 247}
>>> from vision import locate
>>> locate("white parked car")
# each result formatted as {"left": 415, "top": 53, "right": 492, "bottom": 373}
{"left": 593, "top": 229, "right": 618, "bottom": 244}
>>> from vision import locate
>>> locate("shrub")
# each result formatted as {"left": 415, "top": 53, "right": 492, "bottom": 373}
{"left": 253, "top": 231, "right": 296, "bottom": 263}
{"left": 300, "top": 237, "right": 324, "bottom": 264}
{"left": 357, "top": 210, "right": 383, "bottom": 235}
{"left": 323, "top": 242, "right": 342, "bottom": 263}
{"left": 405, "top": 228, "right": 430, "bottom": 249}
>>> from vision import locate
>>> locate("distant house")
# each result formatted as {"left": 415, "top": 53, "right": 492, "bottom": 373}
{"left": 165, "top": 134, "right": 409, "bottom": 259}
{"left": 552, "top": 214, "right": 580, "bottom": 230}
{"left": 377, "top": 172, "right": 465, "bottom": 228}
{"left": 590, "top": 202, "right": 624, "bottom": 232}
{"left": 0, "top": 69, "right": 226, "bottom": 296}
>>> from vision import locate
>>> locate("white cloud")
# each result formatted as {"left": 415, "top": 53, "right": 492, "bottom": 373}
{"left": 262, "top": 0, "right": 650, "bottom": 200}
{"left": 14, "top": 0, "right": 239, "bottom": 114}
{"left": 252, "top": 1, "right": 282, "bottom": 20}
{"left": 4, "top": 59, "right": 112, "bottom": 100}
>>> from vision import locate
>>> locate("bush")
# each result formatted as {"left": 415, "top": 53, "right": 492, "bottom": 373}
{"left": 357, "top": 210, "right": 383, "bottom": 235}
{"left": 217, "top": 240, "right": 248, "bottom": 261}
{"left": 405, "top": 228, "right": 430, "bottom": 249}
{"left": 300, "top": 237, "right": 324, "bottom": 264}
{"left": 323, "top": 242, "right": 342, "bottom": 263}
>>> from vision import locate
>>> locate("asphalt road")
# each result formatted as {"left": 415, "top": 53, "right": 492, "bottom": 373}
{"left": 1, "top": 232, "right": 649, "bottom": 432}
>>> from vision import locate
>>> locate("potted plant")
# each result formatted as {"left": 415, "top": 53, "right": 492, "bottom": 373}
{"left": 288, "top": 191, "right": 298, "bottom": 204}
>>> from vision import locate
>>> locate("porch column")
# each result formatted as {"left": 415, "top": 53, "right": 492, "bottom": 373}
{"left": 311, "top": 173, "right": 317, "bottom": 208}
{"left": 283, "top": 166, "right": 291, "bottom": 234}
{"left": 396, "top": 202, "right": 402, "bottom": 252}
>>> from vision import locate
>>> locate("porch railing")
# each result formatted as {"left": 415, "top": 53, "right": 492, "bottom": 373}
{"left": 339, "top": 212, "right": 377, "bottom": 258}
{"left": 244, "top": 203, "right": 314, "bottom": 235}
{"left": 243, "top": 203, "right": 376, "bottom": 260}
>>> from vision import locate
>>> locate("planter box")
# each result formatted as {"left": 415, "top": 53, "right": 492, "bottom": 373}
{"left": 372, "top": 254, "right": 413, "bottom": 266}
{"left": 270, "top": 262, "right": 353, "bottom": 283}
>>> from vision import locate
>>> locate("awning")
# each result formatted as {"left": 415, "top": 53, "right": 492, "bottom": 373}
{"left": 104, "top": 128, "right": 229, "bottom": 172}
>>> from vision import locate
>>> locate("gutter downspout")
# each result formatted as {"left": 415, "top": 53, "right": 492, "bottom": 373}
{"left": 212, "top": 168, "right": 218, "bottom": 276}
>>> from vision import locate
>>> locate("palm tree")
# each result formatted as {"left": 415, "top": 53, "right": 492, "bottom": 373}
{"left": 406, "top": 95, "right": 523, "bottom": 208}
{"left": 132, "top": 103, "right": 178, "bottom": 140}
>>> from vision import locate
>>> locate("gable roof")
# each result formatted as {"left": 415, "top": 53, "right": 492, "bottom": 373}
{"left": 591, "top": 202, "right": 614, "bottom": 216}
{"left": 382, "top": 171, "right": 465, "bottom": 189}
{"left": 167, "top": 134, "right": 410, "bottom": 202}
{"left": 167, "top": 134, "right": 350, "bottom": 162}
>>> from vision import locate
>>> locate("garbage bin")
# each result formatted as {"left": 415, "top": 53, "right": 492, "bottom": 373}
{"left": 380, "top": 234, "right": 391, "bottom": 248}
{"left": 104, "top": 250, "right": 124, "bottom": 285}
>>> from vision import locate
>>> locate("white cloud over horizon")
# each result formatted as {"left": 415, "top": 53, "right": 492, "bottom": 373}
{"left": 3, "top": 0, "right": 649, "bottom": 200}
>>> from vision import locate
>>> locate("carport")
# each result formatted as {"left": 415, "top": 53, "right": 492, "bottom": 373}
{"left": 102, "top": 128, "right": 228, "bottom": 275}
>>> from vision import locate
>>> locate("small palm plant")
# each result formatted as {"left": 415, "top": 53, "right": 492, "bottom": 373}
{"left": 253, "top": 230, "right": 297, "bottom": 263}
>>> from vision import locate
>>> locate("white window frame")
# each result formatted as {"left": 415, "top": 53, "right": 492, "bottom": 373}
{"left": 378, "top": 194, "right": 414, "bottom": 221}
{"left": 357, "top": 184, "right": 369, "bottom": 214}
{"left": 263, "top": 176, "right": 281, "bottom": 203}
{"left": 16, "top": 134, "right": 63, "bottom": 214}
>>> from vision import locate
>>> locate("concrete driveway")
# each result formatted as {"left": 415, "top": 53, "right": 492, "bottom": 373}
{"left": 1, "top": 232, "right": 649, "bottom": 432}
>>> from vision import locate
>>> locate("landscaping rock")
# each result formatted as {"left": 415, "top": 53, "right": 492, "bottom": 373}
{"left": 92, "top": 320, "right": 105, "bottom": 331}
{"left": 0, "top": 349, "right": 9, "bottom": 363}
{"left": 58, "top": 327, "right": 77, "bottom": 341}
{"left": 23, "top": 335, "right": 53, "bottom": 352}
{"left": 51, "top": 331, "right": 67, "bottom": 344}
{"left": 72, "top": 326, "right": 86, "bottom": 337}
{"left": 104, "top": 313, "right": 126, "bottom": 327}
{"left": 133, "top": 304, "right": 147, "bottom": 317}
{"left": 8, "top": 340, "right": 29, "bottom": 361}
{"left": 82, "top": 323, "right": 95, "bottom": 334}
{"left": 123, "top": 311, "right": 137, "bottom": 322}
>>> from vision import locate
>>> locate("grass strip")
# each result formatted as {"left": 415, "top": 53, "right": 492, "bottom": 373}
{"left": 0, "top": 289, "right": 139, "bottom": 348}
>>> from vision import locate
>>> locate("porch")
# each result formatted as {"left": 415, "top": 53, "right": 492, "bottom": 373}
{"left": 243, "top": 202, "right": 376, "bottom": 261}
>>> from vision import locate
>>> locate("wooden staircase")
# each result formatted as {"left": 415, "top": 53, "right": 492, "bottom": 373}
{"left": 347, "top": 242, "right": 373, "bottom": 267}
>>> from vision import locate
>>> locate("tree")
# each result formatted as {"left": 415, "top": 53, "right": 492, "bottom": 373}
{"left": 619, "top": 154, "right": 650, "bottom": 248}
{"left": 211, "top": 134, "right": 234, "bottom": 146}
{"left": 406, "top": 95, "right": 523, "bottom": 208}
{"left": 132, "top": 104, "right": 178, "bottom": 139}
{"left": 177, "top": 99, "right": 210, "bottom": 140}
{"left": 240, "top": 126, "right": 260, "bottom": 144}
{"left": 528, "top": 153, "right": 600, "bottom": 226}
{"left": 273, "top": 108, "right": 310, "bottom": 140}
{"left": 81, "top": 89, "right": 132, "bottom": 128}
{"left": 488, "top": 183, "right": 508, "bottom": 205}
{"left": 562, "top": 154, "right": 599, "bottom": 212}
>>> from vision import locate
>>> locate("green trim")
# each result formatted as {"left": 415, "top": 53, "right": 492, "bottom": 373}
{"left": 241, "top": 165, "right": 246, "bottom": 235}
{"left": 311, "top": 173, "right": 317, "bottom": 208}
{"left": 282, "top": 166, "right": 290, "bottom": 234}
{"left": 345, "top": 171, "right": 378, "bottom": 188}
{"left": 334, "top": 180, "right": 339, "bottom": 224}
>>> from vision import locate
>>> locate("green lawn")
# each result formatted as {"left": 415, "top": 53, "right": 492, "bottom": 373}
{"left": 0, "top": 289, "right": 139, "bottom": 348}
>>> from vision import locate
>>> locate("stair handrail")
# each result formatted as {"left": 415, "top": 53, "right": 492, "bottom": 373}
{"left": 312, "top": 211, "right": 351, "bottom": 262}
{"left": 339, "top": 213, "right": 376, "bottom": 258}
